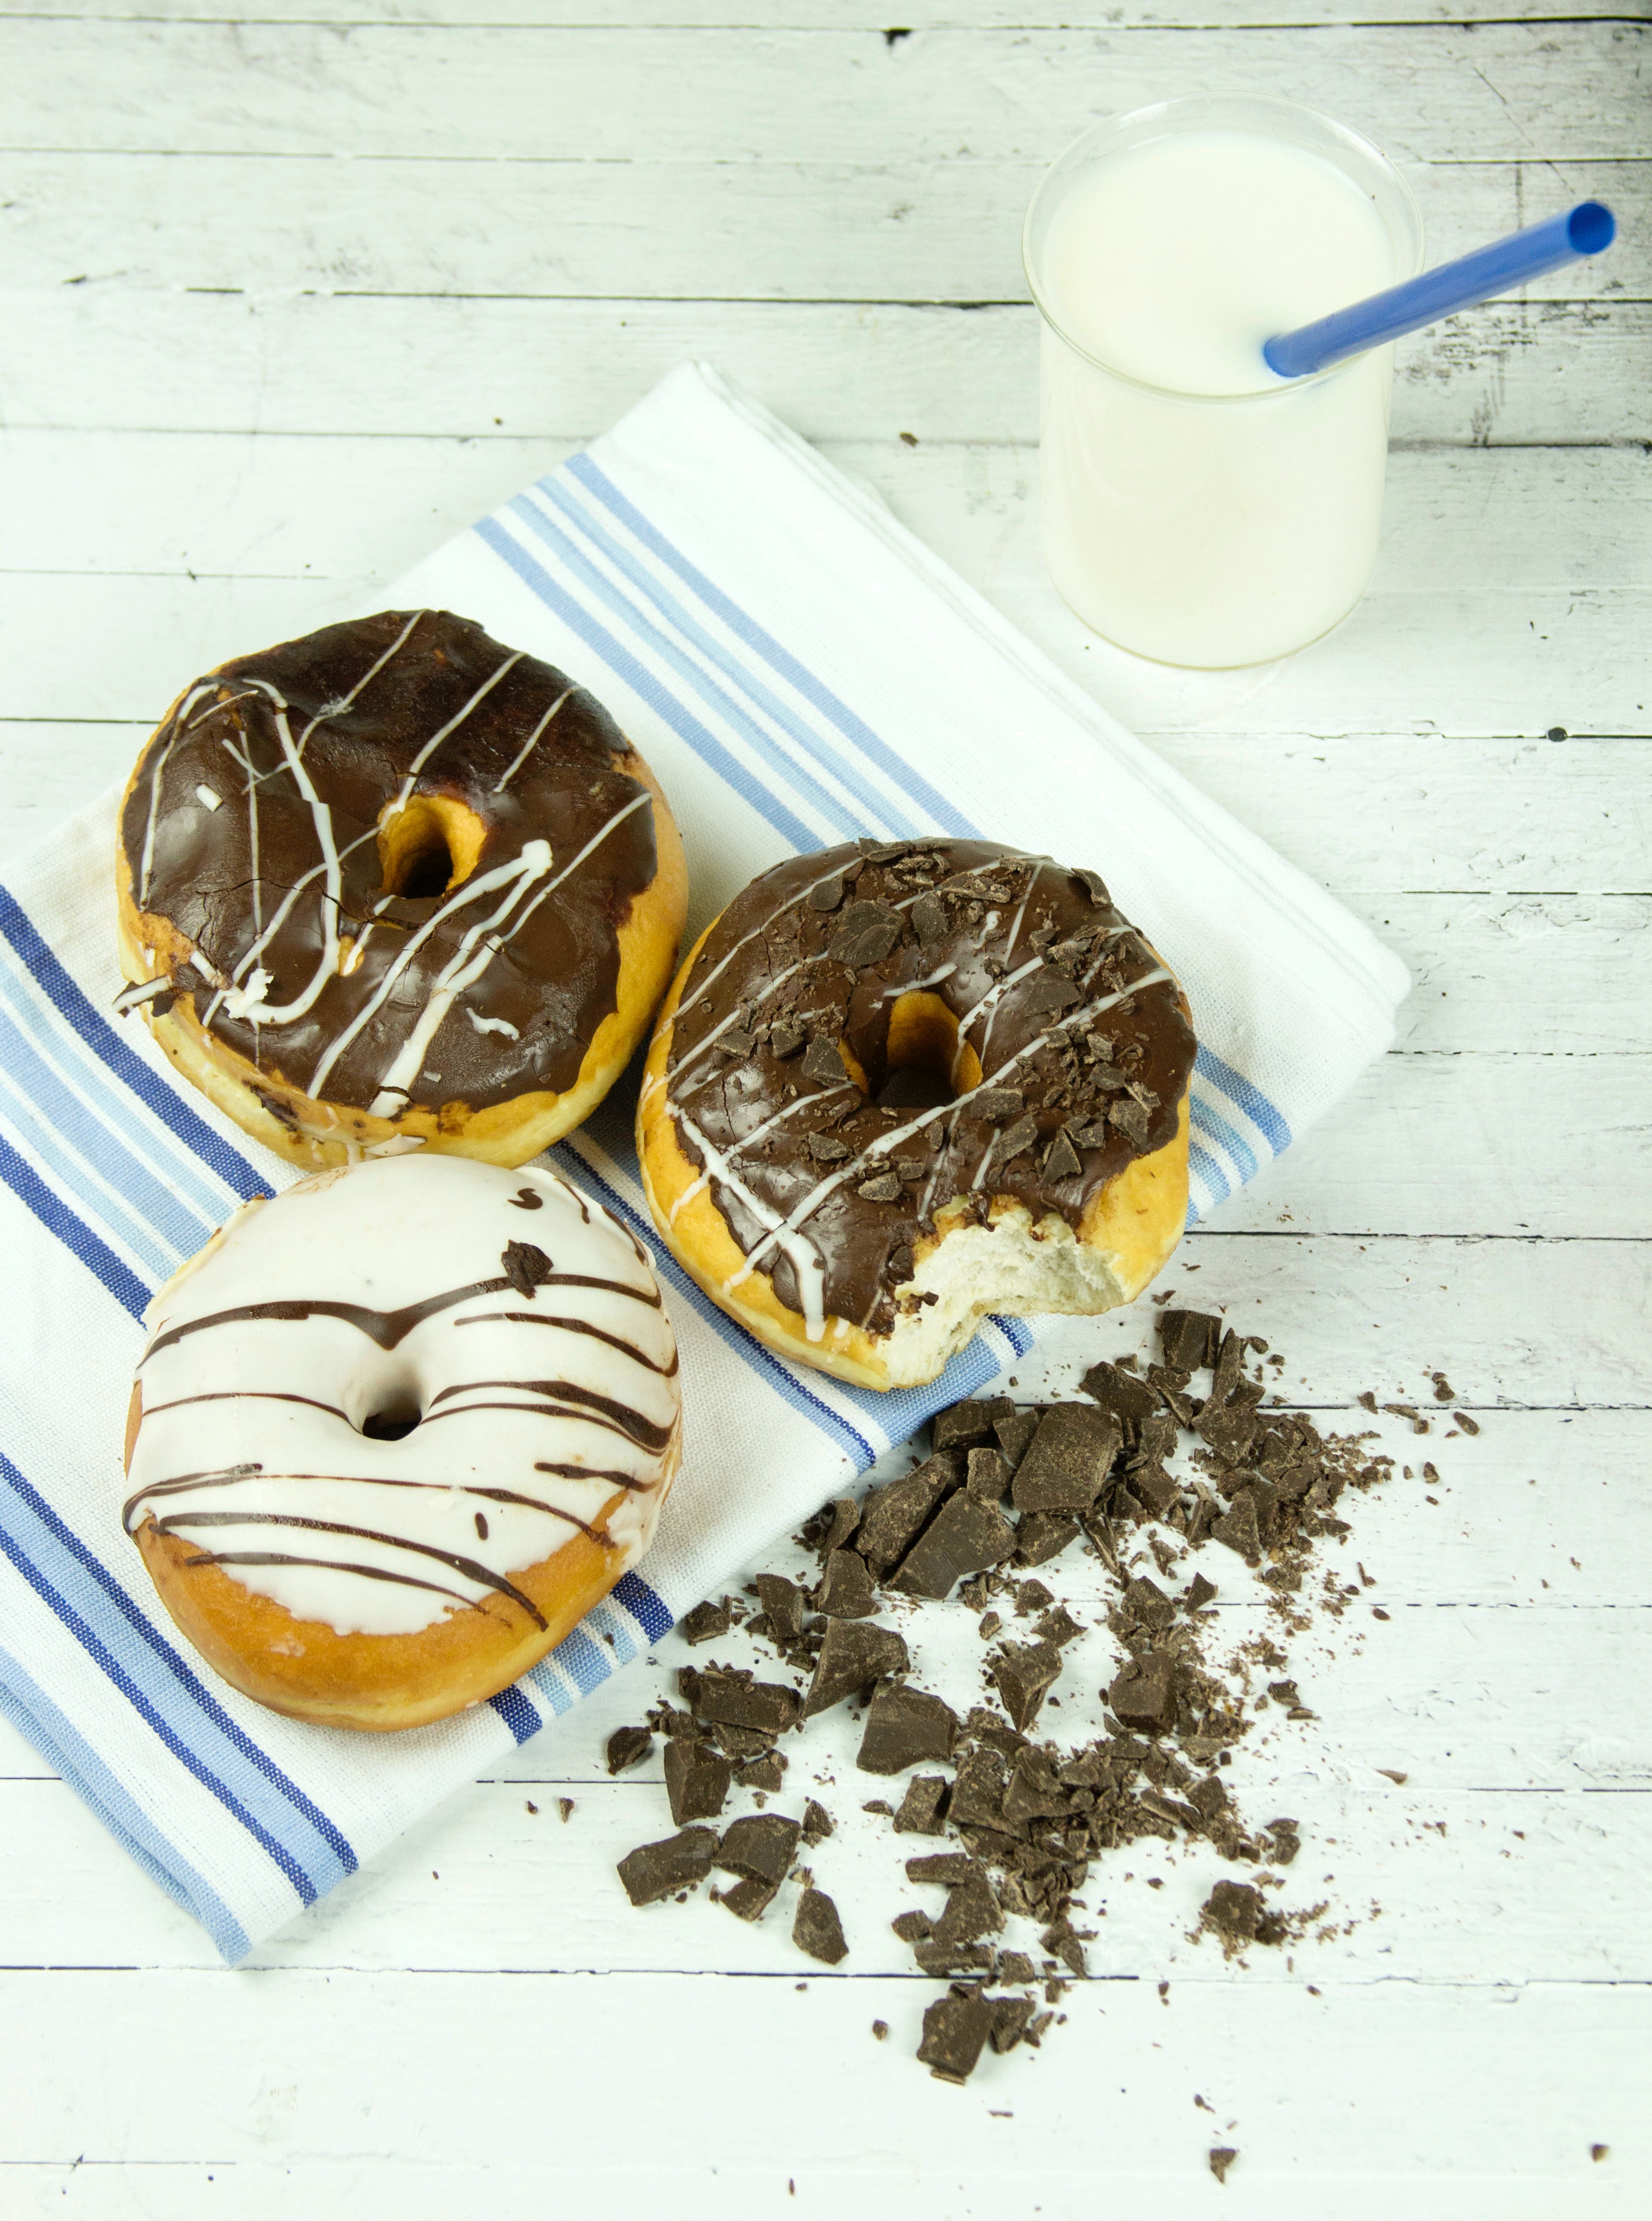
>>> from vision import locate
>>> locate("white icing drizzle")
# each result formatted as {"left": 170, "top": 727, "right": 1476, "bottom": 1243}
{"left": 194, "top": 784, "right": 222, "bottom": 812}
{"left": 493, "top": 687, "right": 573, "bottom": 794}
{"left": 381, "top": 648, "right": 525, "bottom": 824}
{"left": 296, "top": 610, "right": 422, "bottom": 757}
{"left": 666, "top": 958, "right": 808, "bottom": 1086}
{"left": 672, "top": 1105, "right": 830, "bottom": 1340}
{"left": 879, "top": 962, "right": 956, "bottom": 1000}
{"left": 721, "top": 963, "right": 1174, "bottom": 1325}
{"left": 113, "top": 974, "right": 175, "bottom": 1015}
{"left": 666, "top": 1084, "right": 850, "bottom": 1228}
{"left": 124, "top": 1157, "right": 679, "bottom": 1638}
{"left": 467, "top": 1009, "right": 521, "bottom": 1040}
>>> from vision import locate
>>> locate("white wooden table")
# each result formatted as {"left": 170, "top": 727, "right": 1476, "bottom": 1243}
{"left": 1, "top": 4, "right": 1647, "bottom": 2213}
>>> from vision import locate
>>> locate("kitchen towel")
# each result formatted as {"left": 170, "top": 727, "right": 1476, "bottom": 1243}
{"left": 0, "top": 363, "right": 1408, "bottom": 1959}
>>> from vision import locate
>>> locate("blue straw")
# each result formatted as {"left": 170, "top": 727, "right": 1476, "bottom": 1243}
{"left": 1264, "top": 200, "right": 1617, "bottom": 380}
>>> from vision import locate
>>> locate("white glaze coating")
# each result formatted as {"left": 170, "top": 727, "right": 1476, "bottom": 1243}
{"left": 124, "top": 1156, "right": 680, "bottom": 1637}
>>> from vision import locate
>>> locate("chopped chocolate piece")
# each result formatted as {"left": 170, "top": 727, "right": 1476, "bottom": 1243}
{"left": 1022, "top": 971, "right": 1082, "bottom": 1014}
{"left": 963, "top": 1707, "right": 1027, "bottom": 1760}
{"left": 753, "top": 1574, "right": 806, "bottom": 1639}
{"left": 964, "top": 1446, "right": 1012, "bottom": 1502}
{"left": 994, "top": 1113, "right": 1041, "bottom": 1159}
{"left": 934, "top": 1398, "right": 1010, "bottom": 1452}
{"left": 679, "top": 1598, "right": 731, "bottom": 1646}
{"left": 708, "top": 1721, "right": 775, "bottom": 1761}
{"left": 1209, "top": 2149, "right": 1239, "bottom": 2186}
{"left": 894, "top": 1774, "right": 950, "bottom": 1835}
{"left": 806, "top": 1130, "right": 851, "bottom": 1164}
{"left": 1108, "top": 1097, "right": 1151, "bottom": 1145}
{"left": 1013, "top": 1579, "right": 1054, "bottom": 1616}
{"left": 1034, "top": 1604, "right": 1084, "bottom": 1648}
{"left": 856, "top": 1170, "right": 902, "bottom": 1203}
{"left": 1200, "top": 1879, "right": 1286, "bottom": 1948}
{"left": 994, "top": 1407, "right": 1041, "bottom": 1471}
{"left": 906, "top": 1851, "right": 976, "bottom": 1886}
{"left": 913, "top": 1940, "right": 994, "bottom": 1977}
{"left": 1013, "top": 1405, "right": 1120, "bottom": 1514}
{"left": 1108, "top": 1653, "right": 1176, "bottom": 1735}
{"left": 1002, "top": 1747, "right": 1070, "bottom": 1827}
{"left": 918, "top": 1990, "right": 994, "bottom": 2084}
{"left": 1014, "top": 1510, "right": 1080, "bottom": 1568}
{"left": 857, "top": 1684, "right": 959, "bottom": 1775}
{"left": 794, "top": 1886, "right": 848, "bottom": 1965}
{"left": 691, "top": 1667, "right": 802, "bottom": 1737}
{"left": 1071, "top": 864, "right": 1111, "bottom": 905}
{"left": 720, "top": 1876, "right": 779, "bottom": 1921}
{"left": 815, "top": 1547, "right": 877, "bottom": 1618}
{"left": 770, "top": 1023, "right": 805, "bottom": 1059}
{"left": 605, "top": 1725, "right": 652, "bottom": 1776}
{"left": 829, "top": 901, "right": 902, "bottom": 968}
{"left": 1124, "top": 1575, "right": 1174, "bottom": 1633}
{"left": 717, "top": 1026, "right": 756, "bottom": 1058}
{"left": 501, "top": 1240, "right": 554, "bottom": 1298}
{"left": 717, "top": 1812, "right": 802, "bottom": 1887}
{"left": 1185, "top": 1571, "right": 1218, "bottom": 1610}
{"left": 815, "top": 1497, "right": 860, "bottom": 1557}
{"left": 1131, "top": 1463, "right": 1181, "bottom": 1520}
{"left": 802, "top": 1035, "right": 850, "bottom": 1087}
{"left": 1069, "top": 1120, "right": 1112, "bottom": 1149}
{"left": 856, "top": 1452, "right": 961, "bottom": 1571}
{"left": 947, "top": 1748, "right": 1009, "bottom": 1832}
{"left": 1080, "top": 1360, "right": 1161, "bottom": 1436}
{"left": 803, "top": 1616, "right": 909, "bottom": 1716}
{"left": 911, "top": 890, "right": 949, "bottom": 946}
{"left": 1211, "top": 1493, "right": 1262, "bottom": 1562}
{"left": 1042, "top": 1917, "right": 1087, "bottom": 1976}
{"left": 801, "top": 1799, "right": 834, "bottom": 1845}
{"left": 973, "top": 1086, "right": 1024, "bottom": 1124}
{"left": 737, "top": 1751, "right": 786, "bottom": 1793}
{"left": 1043, "top": 1127, "right": 1083, "bottom": 1183}
{"left": 989, "top": 1994, "right": 1037, "bottom": 2053}
{"left": 616, "top": 1826, "right": 717, "bottom": 1906}
{"left": 1198, "top": 1380, "right": 1266, "bottom": 1465}
{"left": 977, "top": 1610, "right": 1003, "bottom": 1640}
{"left": 807, "top": 873, "right": 846, "bottom": 911}
{"left": 663, "top": 1737, "right": 735, "bottom": 1826}
{"left": 934, "top": 1872, "right": 1003, "bottom": 1947}
{"left": 991, "top": 1639, "right": 1062, "bottom": 1733}
{"left": 891, "top": 1491, "right": 1017, "bottom": 1598}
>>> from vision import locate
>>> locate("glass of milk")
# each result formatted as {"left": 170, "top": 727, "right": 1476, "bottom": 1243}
{"left": 1024, "top": 96, "right": 1424, "bottom": 668}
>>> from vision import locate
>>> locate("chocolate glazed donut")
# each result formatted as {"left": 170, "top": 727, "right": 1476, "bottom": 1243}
{"left": 116, "top": 609, "right": 688, "bottom": 1169}
{"left": 637, "top": 839, "right": 1196, "bottom": 1391}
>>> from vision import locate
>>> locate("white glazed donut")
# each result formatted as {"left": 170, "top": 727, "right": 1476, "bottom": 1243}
{"left": 122, "top": 1154, "right": 681, "bottom": 1731}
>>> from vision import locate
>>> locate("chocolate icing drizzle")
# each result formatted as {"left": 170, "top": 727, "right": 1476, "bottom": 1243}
{"left": 659, "top": 839, "right": 1195, "bottom": 1339}
{"left": 121, "top": 609, "right": 659, "bottom": 1116}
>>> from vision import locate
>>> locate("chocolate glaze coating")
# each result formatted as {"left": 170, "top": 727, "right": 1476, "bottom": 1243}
{"left": 121, "top": 609, "right": 658, "bottom": 1115}
{"left": 664, "top": 839, "right": 1195, "bottom": 1335}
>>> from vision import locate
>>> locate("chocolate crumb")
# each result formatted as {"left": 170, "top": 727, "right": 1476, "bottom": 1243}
{"left": 795, "top": 1887, "right": 848, "bottom": 1964}
{"left": 558, "top": 1798, "right": 574, "bottom": 1823}
{"left": 606, "top": 1725, "right": 652, "bottom": 1776}
{"left": 872, "top": 2019, "right": 889, "bottom": 2040}
{"left": 801, "top": 1799, "right": 835, "bottom": 1845}
{"left": 500, "top": 1241, "right": 553, "bottom": 1298}
{"left": 1454, "top": 1411, "right": 1481, "bottom": 1436}
{"left": 1209, "top": 2148, "right": 1238, "bottom": 2185}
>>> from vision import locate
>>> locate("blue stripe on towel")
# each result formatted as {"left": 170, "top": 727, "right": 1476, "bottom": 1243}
{"left": 613, "top": 1568, "right": 673, "bottom": 1642}
{"left": 1190, "top": 1090, "right": 1260, "bottom": 1186}
{"left": 0, "top": 884, "right": 267, "bottom": 1202}
{"left": 0, "top": 1128, "right": 151, "bottom": 1320}
{"left": 510, "top": 490, "right": 884, "bottom": 842}
{"left": 566, "top": 453, "right": 972, "bottom": 837}
{"left": 0, "top": 1453, "right": 357, "bottom": 1888}
{"left": 0, "top": 1644, "right": 251, "bottom": 1962}
{"left": 1195, "top": 1043, "right": 1291, "bottom": 1154}
{"left": 533, "top": 476, "right": 920, "bottom": 837}
{"left": 474, "top": 516, "right": 820, "bottom": 853}
{"left": 487, "top": 1684, "right": 542, "bottom": 1745}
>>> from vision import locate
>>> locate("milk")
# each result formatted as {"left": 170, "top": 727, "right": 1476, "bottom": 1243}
{"left": 1025, "top": 108, "right": 1420, "bottom": 667}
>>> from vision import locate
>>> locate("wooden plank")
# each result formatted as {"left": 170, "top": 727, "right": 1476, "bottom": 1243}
{"left": 0, "top": 23, "right": 1642, "bottom": 165}
{"left": 6, "top": 151, "right": 1644, "bottom": 304}
{"left": 0, "top": 1966, "right": 1644, "bottom": 2204}
{"left": 2, "top": 293, "right": 1641, "bottom": 448}
{"left": 0, "top": 0, "right": 1636, "bottom": 26}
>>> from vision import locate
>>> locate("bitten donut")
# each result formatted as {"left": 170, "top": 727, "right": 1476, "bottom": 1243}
{"left": 116, "top": 608, "right": 688, "bottom": 1169}
{"left": 122, "top": 1155, "right": 681, "bottom": 1732}
{"left": 638, "top": 838, "right": 1195, "bottom": 1391}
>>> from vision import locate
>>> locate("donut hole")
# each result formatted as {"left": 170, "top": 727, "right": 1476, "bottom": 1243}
{"left": 377, "top": 794, "right": 488, "bottom": 904}
{"left": 361, "top": 1392, "right": 422, "bottom": 1442}
{"left": 877, "top": 990, "right": 985, "bottom": 1111}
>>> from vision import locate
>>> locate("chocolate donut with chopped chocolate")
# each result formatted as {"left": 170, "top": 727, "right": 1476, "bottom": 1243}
{"left": 637, "top": 839, "right": 1195, "bottom": 1390}
{"left": 116, "top": 609, "right": 687, "bottom": 1168}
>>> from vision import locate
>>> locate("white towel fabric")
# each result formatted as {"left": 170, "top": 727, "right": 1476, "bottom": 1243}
{"left": 0, "top": 364, "right": 1408, "bottom": 1960}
